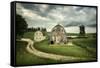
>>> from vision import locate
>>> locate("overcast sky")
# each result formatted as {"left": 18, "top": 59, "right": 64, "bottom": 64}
{"left": 16, "top": 3, "right": 97, "bottom": 33}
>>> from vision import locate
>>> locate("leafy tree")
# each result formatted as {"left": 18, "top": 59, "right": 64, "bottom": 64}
{"left": 16, "top": 14, "right": 28, "bottom": 37}
{"left": 41, "top": 28, "right": 47, "bottom": 36}
{"left": 37, "top": 27, "right": 40, "bottom": 30}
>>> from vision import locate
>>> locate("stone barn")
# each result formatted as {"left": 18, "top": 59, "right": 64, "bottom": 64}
{"left": 34, "top": 31, "right": 46, "bottom": 42}
{"left": 50, "top": 24, "right": 67, "bottom": 44}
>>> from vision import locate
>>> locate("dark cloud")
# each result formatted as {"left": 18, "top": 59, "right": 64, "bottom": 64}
{"left": 74, "top": 7, "right": 84, "bottom": 11}
{"left": 16, "top": 3, "right": 97, "bottom": 32}
{"left": 64, "top": 21, "right": 96, "bottom": 27}
{"left": 21, "top": 3, "right": 65, "bottom": 18}
{"left": 64, "top": 21, "right": 83, "bottom": 27}
{"left": 87, "top": 23, "right": 96, "bottom": 27}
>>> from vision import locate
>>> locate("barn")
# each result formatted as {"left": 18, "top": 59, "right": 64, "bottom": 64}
{"left": 50, "top": 24, "right": 67, "bottom": 44}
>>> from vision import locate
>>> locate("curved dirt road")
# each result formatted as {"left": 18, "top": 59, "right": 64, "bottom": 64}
{"left": 21, "top": 38, "right": 85, "bottom": 61}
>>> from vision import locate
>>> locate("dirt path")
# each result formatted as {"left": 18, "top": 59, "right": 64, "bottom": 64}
{"left": 21, "top": 38, "right": 85, "bottom": 61}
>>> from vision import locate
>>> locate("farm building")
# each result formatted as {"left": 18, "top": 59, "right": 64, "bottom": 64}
{"left": 34, "top": 31, "right": 46, "bottom": 42}
{"left": 50, "top": 24, "right": 67, "bottom": 44}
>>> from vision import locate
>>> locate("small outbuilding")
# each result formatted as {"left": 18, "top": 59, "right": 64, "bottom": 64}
{"left": 34, "top": 31, "right": 46, "bottom": 42}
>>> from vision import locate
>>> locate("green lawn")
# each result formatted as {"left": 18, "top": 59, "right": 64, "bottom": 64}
{"left": 22, "top": 32, "right": 97, "bottom": 59}
{"left": 16, "top": 32, "right": 97, "bottom": 65}
{"left": 23, "top": 32, "right": 35, "bottom": 40}
{"left": 34, "top": 39, "right": 96, "bottom": 59}
{"left": 16, "top": 41, "right": 60, "bottom": 66}
{"left": 72, "top": 38, "right": 97, "bottom": 58}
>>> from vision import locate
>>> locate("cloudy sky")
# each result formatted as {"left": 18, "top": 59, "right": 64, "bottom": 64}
{"left": 16, "top": 3, "right": 97, "bottom": 33}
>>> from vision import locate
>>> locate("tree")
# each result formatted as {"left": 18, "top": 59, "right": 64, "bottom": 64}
{"left": 16, "top": 14, "right": 28, "bottom": 37}
{"left": 41, "top": 28, "right": 47, "bottom": 36}
{"left": 42, "top": 28, "right": 47, "bottom": 32}
{"left": 37, "top": 27, "right": 40, "bottom": 30}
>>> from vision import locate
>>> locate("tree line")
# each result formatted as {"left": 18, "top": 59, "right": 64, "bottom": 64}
{"left": 16, "top": 14, "right": 47, "bottom": 38}
{"left": 27, "top": 27, "right": 46, "bottom": 32}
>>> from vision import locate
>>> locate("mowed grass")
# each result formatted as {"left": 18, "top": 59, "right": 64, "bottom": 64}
{"left": 16, "top": 41, "right": 61, "bottom": 66}
{"left": 72, "top": 38, "right": 97, "bottom": 58}
{"left": 34, "top": 38, "right": 97, "bottom": 60}
{"left": 23, "top": 32, "right": 97, "bottom": 59}
{"left": 16, "top": 41, "right": 89, "bottom": 66}
{"left": 16, "top": 32, "right": 97, "bottom": 65}
{"left": 23, "top": 32, "right": 35, "bottom": 40}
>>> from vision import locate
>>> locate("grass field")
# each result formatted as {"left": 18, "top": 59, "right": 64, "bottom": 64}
{"left": 16, "top": 32, "right": 97, "bottom": 65}
{"left": 23, "top": 32, "right": 35, "bottom": 40}
{"left": 72, "top": 38, "right": 97, "bottom": 58}
{"left": 34, "top": 38, "right": 96, "bottom": 59}
{"left": 16, "top": 41, "right": 61, "bottom": 66}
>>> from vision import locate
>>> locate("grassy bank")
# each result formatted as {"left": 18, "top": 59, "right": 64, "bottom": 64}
{"left": 16, "top": 41, "right": 60, "bottom": 66}
{"left": 34, "top": 38, "right": 96, "bottom": 60}
{"left": 72, "top": 38, "right": 97, "bottom": 58}
{"left": 16, "top": 32, "right": 97, "bottom": 65}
